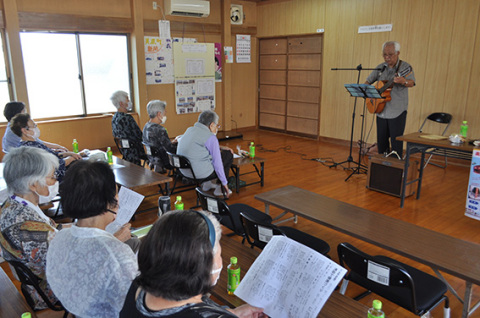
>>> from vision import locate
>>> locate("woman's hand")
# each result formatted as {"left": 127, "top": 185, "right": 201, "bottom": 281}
{"left": 220, "top": 145, "right": 234, "bottom": 154}
{"left": 229, "top": 304, "right": 267, "bottom": 318}
{"left": 60, "top": 151, "right": 82, "bottom": 159}
{"left": 114, "top": 223, "right": 132, "bottom": 242}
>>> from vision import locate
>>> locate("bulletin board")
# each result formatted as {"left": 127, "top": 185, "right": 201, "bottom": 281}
{"left": 173, "top": 42, "right": 216, "bottom": 114}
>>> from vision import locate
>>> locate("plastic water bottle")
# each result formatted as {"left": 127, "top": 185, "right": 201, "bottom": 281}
{"left": 249, "top": 141, "right": 255, "bottom": 159}
{"left": 72, "top": 139, "right": 79, "bottom": 153}
{"left": 174, "top": 196, "right": 184, "bottom": 210}
{"left": 460, "top": 121, "right": 468, "bottom": 138}
{"left": 106, "top": 147, "right": 113, "bottom": 165}
{"left": 368, "top": 299, "right": 385, "bottom": 318}
{"left": 227, "top": 256, "right": 241, "bottom": 295}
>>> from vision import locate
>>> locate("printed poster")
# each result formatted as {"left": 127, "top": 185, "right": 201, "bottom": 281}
{"left": 214, "top": 43, "right": 222, "bottom": 82}
{"left": 145, "top": 36, "right": 174, "bottom": 84}
{"left": 175, "top": 78, "right": 215, "bottom": 114}
{"left": 236, "top": 34, "right": 251, "bottom": 63}
{"left": 224, "top": 46, "right": 233, "bottom": 63}
{"left": 465, "top": 149, "right": 480, "bottom": 220}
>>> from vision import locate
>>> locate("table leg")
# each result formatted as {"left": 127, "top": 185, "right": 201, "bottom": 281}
{"left": 235, "top": 166, "right": 240, "bottom": 194}
{"left": 165, "top": 182, "right": 170, "bottom": 196}
{"left": 260, "top": 162, "right": 264, "bottom": 187}
{"left": 264, "top": 203, "right": 270, "bottom": 215}
{"left": 416, "top": 150, "right": 426, "bottom": 200}
{"left": 400, "top": 144, "right": 411, "bottom": 208}
{"left": 462, "top": 282, "right": 473, "bottom": 318}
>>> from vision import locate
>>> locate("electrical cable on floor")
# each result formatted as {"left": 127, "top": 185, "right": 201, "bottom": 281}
{"left": 256, "top": 145, "right": 337, "bottom": 168}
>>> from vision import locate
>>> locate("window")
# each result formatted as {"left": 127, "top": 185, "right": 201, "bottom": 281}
{"left": 0, "top": 32, "right": 11, "bottom": 114}
{"left": 20, "top": 32, "right": 130, "bottom": 119}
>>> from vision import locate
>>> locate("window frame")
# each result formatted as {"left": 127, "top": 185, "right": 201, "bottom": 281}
{"left": 0, "top": 29, "right": 14, "bottom": 123}
{"left": 19, "top": 30, "right": 133, "bottom": 121}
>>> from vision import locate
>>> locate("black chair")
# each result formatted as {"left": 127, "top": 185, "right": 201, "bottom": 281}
{"left": 196, "top": 187, "right": 272, "bottom": 240}
{"left": 337, "top": 242, "right": 450, "bottom": 317}
{"left": 114, "top": 137, "right": 149, "bottom": 167}
{"left": 167, "top": 152, "right": 226, "bottom": 207}
{"left": 418, "top": 112, "right": 453, "bottom": 168}
{"left": 240, "top": 212, "right": 330, "bottom": 256}
{"left": 142, "top": 142, "right": 172, "bottom": 174}
{"left": 8, "top": 260, "right": 70, "bottom": 318}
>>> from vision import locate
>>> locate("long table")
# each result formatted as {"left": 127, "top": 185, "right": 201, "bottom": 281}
{"left": 397, "top": 132, "right": 474, "bottom": 207}
{"left": 111, "top": 156, "right": 172, "bottom": 192}
{"left": 0, "top": 266, "right": 37, "bottom": 318}
{"left": 255, "top": 185, "right": 480, "bottom": 317}
{"left": 212, "top": 235, "right": 369, "bottom": 317}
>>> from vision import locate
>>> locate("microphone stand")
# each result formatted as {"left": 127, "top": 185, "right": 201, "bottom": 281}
{"left": 330, "top": 64, "right": 382, "bottom": 181}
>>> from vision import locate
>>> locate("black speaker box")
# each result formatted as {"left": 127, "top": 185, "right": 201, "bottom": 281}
{"left": 366, "top": 155, "right": 418, "bottom": 197}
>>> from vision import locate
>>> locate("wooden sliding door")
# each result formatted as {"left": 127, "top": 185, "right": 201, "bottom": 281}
{"left": 259, "top": 35, "right": 323, "bottom": 138}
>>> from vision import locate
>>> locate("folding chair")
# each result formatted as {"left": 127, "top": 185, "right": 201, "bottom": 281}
{"left": 114, "top": 137, "right": 149, "bottom": 167}
{"left": 418, "top": 112, "right": 452, "bottom": 168}
{"left": 167, "top": 152, "right": 225, "bottom": 207}
{"left": 337, "top": 242, "right": 450, "bottom": 317}
{"left": 142, "top": 141, "right": 172, "bottom": 175}
{"left": 8, "top": 260, "right": 70, "bottom": 318}
{"left": 196, "top": 187, "right": 272, "bottom": 240}
{"left": 240, "top": 212, "right": 330, "bottom": 256}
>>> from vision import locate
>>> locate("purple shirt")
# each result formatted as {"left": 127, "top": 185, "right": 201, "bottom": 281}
{"left": 205, "top": 135, "right": 227, "bottom": 185}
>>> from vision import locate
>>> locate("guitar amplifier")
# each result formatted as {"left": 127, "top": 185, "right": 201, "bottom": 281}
{"left": 366, "top": 154, "right": 418, "bottom": 197}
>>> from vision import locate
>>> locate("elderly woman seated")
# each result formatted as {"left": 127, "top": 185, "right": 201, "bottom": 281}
{"left": 2, "top": 101, "right": 69, "bottom": 153}
{"left": 0, "top": 147, "right": 63, "bottom": 309}
{"left": 142, "top": 100, "right": 178, "bottom": 173}
{"left": 120, "top": 210, "right": 265, "bottom": 318}
{"left": 46, "top": 160, "right": 138, "bottom": 318}
{"left": 10, "top": 113, "right": 81, "bottom": 182}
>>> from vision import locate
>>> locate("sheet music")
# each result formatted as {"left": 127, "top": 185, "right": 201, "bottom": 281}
{"left": 105, "top": 187, "right": 144, "bottom": 234}
{"left": 234, "top": 236, "right": 346, "bottom": 318}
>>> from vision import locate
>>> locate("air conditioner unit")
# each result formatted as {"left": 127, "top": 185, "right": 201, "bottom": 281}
{"left": 165, "top": 0, "right": 210, "bottom": 18}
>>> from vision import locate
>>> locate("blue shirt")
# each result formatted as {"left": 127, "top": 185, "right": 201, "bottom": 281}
{"left": 2, "top": 124, "right": 21, "bottom": 153}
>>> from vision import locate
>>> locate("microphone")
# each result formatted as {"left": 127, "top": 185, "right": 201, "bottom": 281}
{"left": 356, "top": 64, "right": 362, "bottom": 71}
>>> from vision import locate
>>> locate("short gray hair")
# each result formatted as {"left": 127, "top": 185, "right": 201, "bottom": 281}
{"left": 202, "top": 211, "right": 222, "bottom": 254}
{"left": 110, "top": 90, "right": 129, "bottom": 109}
{"left": 383, "top": 41, "right": 400, "bottom": 53}
{"left": 198, "top": 110, "right": 219, "bottom": 127}
{"left": 3, "top": 147, "right": 59, "bottom": 195}
{"left": 146, "top": 100, "right": 167, "bottom": 119}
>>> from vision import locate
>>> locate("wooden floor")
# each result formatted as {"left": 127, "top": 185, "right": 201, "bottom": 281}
{"left": 2, "top": 128, "right": 479, "bottom": 317}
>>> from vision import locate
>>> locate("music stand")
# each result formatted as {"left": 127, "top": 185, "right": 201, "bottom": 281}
{"left": 342, "top": 84, "right": 383, "bottom": 180}
{"left": 344, "top": 84, "right": 382, "bottom": 100}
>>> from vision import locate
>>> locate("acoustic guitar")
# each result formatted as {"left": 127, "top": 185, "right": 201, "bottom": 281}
{"left": 366, "top": 65, "right": 412, "bottom": 114}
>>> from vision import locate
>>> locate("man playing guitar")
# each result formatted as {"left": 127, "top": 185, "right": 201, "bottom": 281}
{"left": 365, "top": 41, "right": 415, "bottom": 158}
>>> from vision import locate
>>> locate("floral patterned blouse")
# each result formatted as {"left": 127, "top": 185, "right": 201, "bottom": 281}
{"left": 0, "top": 196, "right": 60, "bottom": 309}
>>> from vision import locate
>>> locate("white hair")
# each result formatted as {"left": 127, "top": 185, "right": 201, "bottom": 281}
{"left": 198, "top": 210, "right": 222, "bottom": 254}
{"left": 383, "top": 41, "right": 400, "bottom": 53}
{"left": 198, "top": 110, "right": 219, "bottom": 127}
{"left": 110, "top": 90, "right": 129, "bottom": 109}
{"left": 146, "top": 100, "right": 167, "bottom": 119}
{"left": 3, "top": 147, "right": 59, "bottom": 195}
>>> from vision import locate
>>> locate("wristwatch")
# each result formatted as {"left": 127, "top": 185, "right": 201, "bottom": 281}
{"left": 404, "top": 80, "right": 408, "bottom": 86}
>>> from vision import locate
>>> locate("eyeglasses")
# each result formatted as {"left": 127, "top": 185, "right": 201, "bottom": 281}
{"left": 383, "top": 53, "right": 397, "bottom": 58}
{"left": 26, "top": 124, "right": 38, "bottom": 130}
{"left": 47, "top": 169, "right": 60, "bottom": 181}
{"left": 107, "top": 199, "right": 119, "bottom": 215}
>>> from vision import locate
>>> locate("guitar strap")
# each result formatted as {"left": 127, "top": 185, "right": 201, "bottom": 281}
{"left": 394, "top": 60, "right": 403, "bottom": 78}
